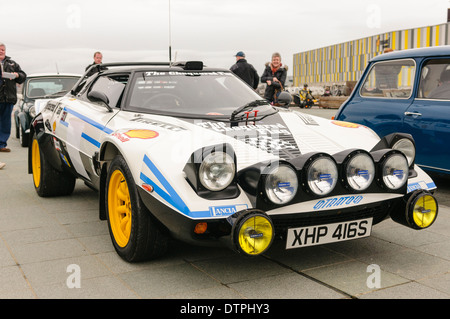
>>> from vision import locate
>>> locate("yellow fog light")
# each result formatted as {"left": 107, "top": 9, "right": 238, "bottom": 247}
{"left": 410, "top": 194, "right": 438, "bottom": 229}
{"left": 234, "top": 213, "right": 274, "bottom": 256}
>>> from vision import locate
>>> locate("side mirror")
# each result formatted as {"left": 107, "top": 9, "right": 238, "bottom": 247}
{"left": 276, "top": 91, "right": 292, "bottom": 108}
{"left": 87, "top": 90, "right": 113, "bottom": 112}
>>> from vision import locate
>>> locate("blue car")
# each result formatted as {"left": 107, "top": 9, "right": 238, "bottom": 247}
{"left": 335, "top": 46, "right": 450, "bottom": 176}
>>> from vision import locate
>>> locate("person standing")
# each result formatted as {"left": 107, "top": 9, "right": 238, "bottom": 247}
{"left": 85, "top": 51, "right": 103, "bottom": 77}
{"left": 0, "top": 42, "right": 26, "bottom": 152}
{"left": 230, "top": 51, "right": 259, "bottom": 90}
{"left": 261, "top": 52, "right": 287, "bottom": 103}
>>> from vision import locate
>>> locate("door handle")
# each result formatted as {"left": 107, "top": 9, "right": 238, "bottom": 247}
{"left": 404, "top": 111, "right": 422, "bottom": 117}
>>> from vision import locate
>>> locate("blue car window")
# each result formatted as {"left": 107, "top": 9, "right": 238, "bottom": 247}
{"left": 360, "top": 59, "right": 415, "bottom": 99}
{"left": 419, "top": 59, "right": 450, "bottom": 100}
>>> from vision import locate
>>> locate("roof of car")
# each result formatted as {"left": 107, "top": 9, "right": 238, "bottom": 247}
{"left": 371, "top": 45, "right": 450, "bottom": 62}
{"left": 27, "top": 73, "right": 82, "bottom": 78}
{"left": 94, "top": 61, "right": 229, "bottom": 74}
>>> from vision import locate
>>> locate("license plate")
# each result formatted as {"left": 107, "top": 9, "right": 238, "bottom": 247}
{"left": 286, "top": 218, "right": 373, "bottom": 249}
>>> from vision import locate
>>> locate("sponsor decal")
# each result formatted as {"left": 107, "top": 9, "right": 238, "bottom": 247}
{"left": 60, "top": 110, "right": 68, "bottom": 122}
{"left": 130, "top": 117, "right": 186, "bottom": 131}
{"left": 196, "top": 121, "right": 291, "bottom": 135}
{"left": 209, "top": 204, "right": 248, "bottom": 217}
{"left": 196, "top": 121, "right": 300, "bottom": 158}
{"left": 123, "top": 129, "right": 159, "bottom": 139}
{"left": 407, "top": 181, "right": 436, "bottom": 192}
{"left": 53, "top": 137, "right": 61, "bottom": 151}
{"left": 111, "top": 132, "right": 130, "bottom": 143}
{"left": 332, "top": 120, "right": 361, "bottom": 128}
{"left": 313, "top": 195, "right": 363, "bottom": 210}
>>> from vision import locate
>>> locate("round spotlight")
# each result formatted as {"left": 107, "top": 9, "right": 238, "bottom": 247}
{"left": 234, "top": 213, "right": 274, "bottom": 256}
{"left": 392, "top": 138, "right": 415, "bottom": 166}
{"left": 199, "top": 152, "right": 235, "bottom": 191}
{"left": 264, "top": 164, "right": 298, "bottom": 204}
{"left": 346, "top": 152, "right": 375, "bottom": 191}
{"left": 306, "top": 156, "right": 338, "bottom": 196}
{"left": 408, "top": 193, "right": 438, "bottom": 229}
{"left": 381, "top": 153, "right": 408, "bottom": 190}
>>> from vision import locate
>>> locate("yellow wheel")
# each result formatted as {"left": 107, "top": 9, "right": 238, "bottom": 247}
{"left": 105, "top": 155, "right": 168, "bottom": 262}
{"left": 107, "top": 170, "right": 132, "bottom": 248}
{"left": 31, "top": 138, "right": 41, "bottom": 188}
{"left": 30, "top": 133, "right": 75, "bottom": 197}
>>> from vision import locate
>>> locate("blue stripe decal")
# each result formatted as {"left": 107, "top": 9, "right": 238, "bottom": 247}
{"left": 407, "top": 181, "right": 437, "bottom": 193}
{"left": 140, "top": 155, "right": 210, "bottom": 218}
{"left": 142, "top": 155, "right": 190, "bottom": 214}
{"left": 59, "top": 120, "right": 69, "bottom": 127}
{"left": 64, "top": 107, "right": 113, "bottom": 134}
{"left": 81, "top": 133, "right": 101, "bottom": 148}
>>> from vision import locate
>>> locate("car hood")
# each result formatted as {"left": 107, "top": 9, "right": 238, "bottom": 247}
{"left": 109, "top": 108, "right": 381, "bottom": 172}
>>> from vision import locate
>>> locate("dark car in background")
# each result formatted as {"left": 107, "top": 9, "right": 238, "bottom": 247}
{"left": 335, "top": 46, "right": 450, "bottom": 176}
{"left": 14, "top": 74, "right": 80, "bottom": 146}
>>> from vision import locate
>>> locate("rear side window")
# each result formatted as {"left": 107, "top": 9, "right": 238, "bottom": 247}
{"left": 418, "top": 59, "right": 450, "bottom": 100}
{"left": 360, "top": 59, "right": 416, "bottom": 99}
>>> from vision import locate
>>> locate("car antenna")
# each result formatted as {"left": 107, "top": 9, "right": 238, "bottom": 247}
{"left": 168, "top": 0, "right": 172, "bottom": 67}
{"left": 55, "top": 62, "right": 60, "bottom": 74}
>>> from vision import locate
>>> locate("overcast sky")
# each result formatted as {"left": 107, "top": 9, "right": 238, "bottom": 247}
{"left": 2, "top": 0, "right": 449, "bottom": 77}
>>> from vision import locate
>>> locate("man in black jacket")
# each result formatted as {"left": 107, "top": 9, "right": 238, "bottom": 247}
{"left": 0, "top": 42, "right": 27, "bottom": 152}
{"left": 261, "top": 52, "right": 287, "bottom": 103}
{"left": 230, "top": 51, "right": 259, "bottom": 90}
{"left": 85, "top": 51, "right": 103, "bottom": 77}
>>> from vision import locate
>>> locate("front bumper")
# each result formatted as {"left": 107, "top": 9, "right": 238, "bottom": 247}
{"left": 138, "top": 187, "right": 438, "bottom": 256}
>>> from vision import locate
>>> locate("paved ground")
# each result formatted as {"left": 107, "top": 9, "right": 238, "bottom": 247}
{"left": 0, "top": 108, "right": 449, "bottom": 302}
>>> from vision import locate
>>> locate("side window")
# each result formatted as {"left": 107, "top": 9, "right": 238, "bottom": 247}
{"left": 88, "top": 74, "right": 128, "bottom": 108}
{"left": 419, "top": 59, "right": 450, "bottom": 100}
{"left": 360, "top": 59, "right": 415, "bottom": 99}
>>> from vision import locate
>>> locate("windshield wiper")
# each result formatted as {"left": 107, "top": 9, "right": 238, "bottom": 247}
{"left": 43, "top": 90, "right": 69, "bottom": 98}
{"left": 230, "top": 99, "right": 268, "bottom": 121}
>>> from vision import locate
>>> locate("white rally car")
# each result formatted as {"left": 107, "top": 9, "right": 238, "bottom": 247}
{"left": 29, "top": 62, "right": 439, "bottom": 262}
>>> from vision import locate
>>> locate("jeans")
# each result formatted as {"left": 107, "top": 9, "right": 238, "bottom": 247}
{"left": 0, "top": 102, "right": 14, "bottom": 148}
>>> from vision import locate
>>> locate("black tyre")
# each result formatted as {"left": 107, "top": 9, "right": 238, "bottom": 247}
{"left": 31, "top": 133, "right": 76, "bottom": 197}
{"left": 105, "top": 155, "right": 168, "bottom": 262}
{"left": 19, "top": 119, "right": 28, "bottom": 147}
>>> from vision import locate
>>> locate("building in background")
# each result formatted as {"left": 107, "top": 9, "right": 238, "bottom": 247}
{"left": 293, "top": 21, "right": 450, "bottom": 91}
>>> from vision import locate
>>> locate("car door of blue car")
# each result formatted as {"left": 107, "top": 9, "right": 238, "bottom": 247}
{"left": 336, "top": 58, "right": 416, "bottom": 139}
{"left": 403, "top": 57, "right": 450, "bottom": 173}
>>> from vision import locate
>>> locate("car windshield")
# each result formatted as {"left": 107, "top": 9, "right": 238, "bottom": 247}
{"left": 126, "top": 71, "right": 273, "bottom": 118}
{"left": 27, "top": 77, "right": 80, "bottom": 98}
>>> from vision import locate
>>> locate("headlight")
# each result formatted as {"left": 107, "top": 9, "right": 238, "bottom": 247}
{"left": 264, "top": 164, "right": 298, "bottom": 204}
{"left": 392, "top": 138, "right": 415, "bottom": 166}
{"left": 29, "top": 105, "right": 36, "bottom": 118}
{"left": 306, "top": 155, "right": 338, "bottom": 196}
{"left": 381, "top": 153, "right": 408, "bottom": 190}
{"left": 345, "top": 152, "right": 375, "bottom": 191}
{"left": 199, "top": 152, "right": 235, "bottom": 191}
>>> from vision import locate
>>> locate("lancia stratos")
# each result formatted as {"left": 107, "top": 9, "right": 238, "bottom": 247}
{"left": 28, "top": 62, "right": 439, "bottom": 262}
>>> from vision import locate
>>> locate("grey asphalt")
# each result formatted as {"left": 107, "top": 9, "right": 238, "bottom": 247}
{"left": 0, "top": 108, "right": 449, "bottom": 300}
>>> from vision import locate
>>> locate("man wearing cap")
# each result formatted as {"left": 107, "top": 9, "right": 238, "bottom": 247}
{"left": 230, "top": 51, "right": 259, "bottom": 90}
